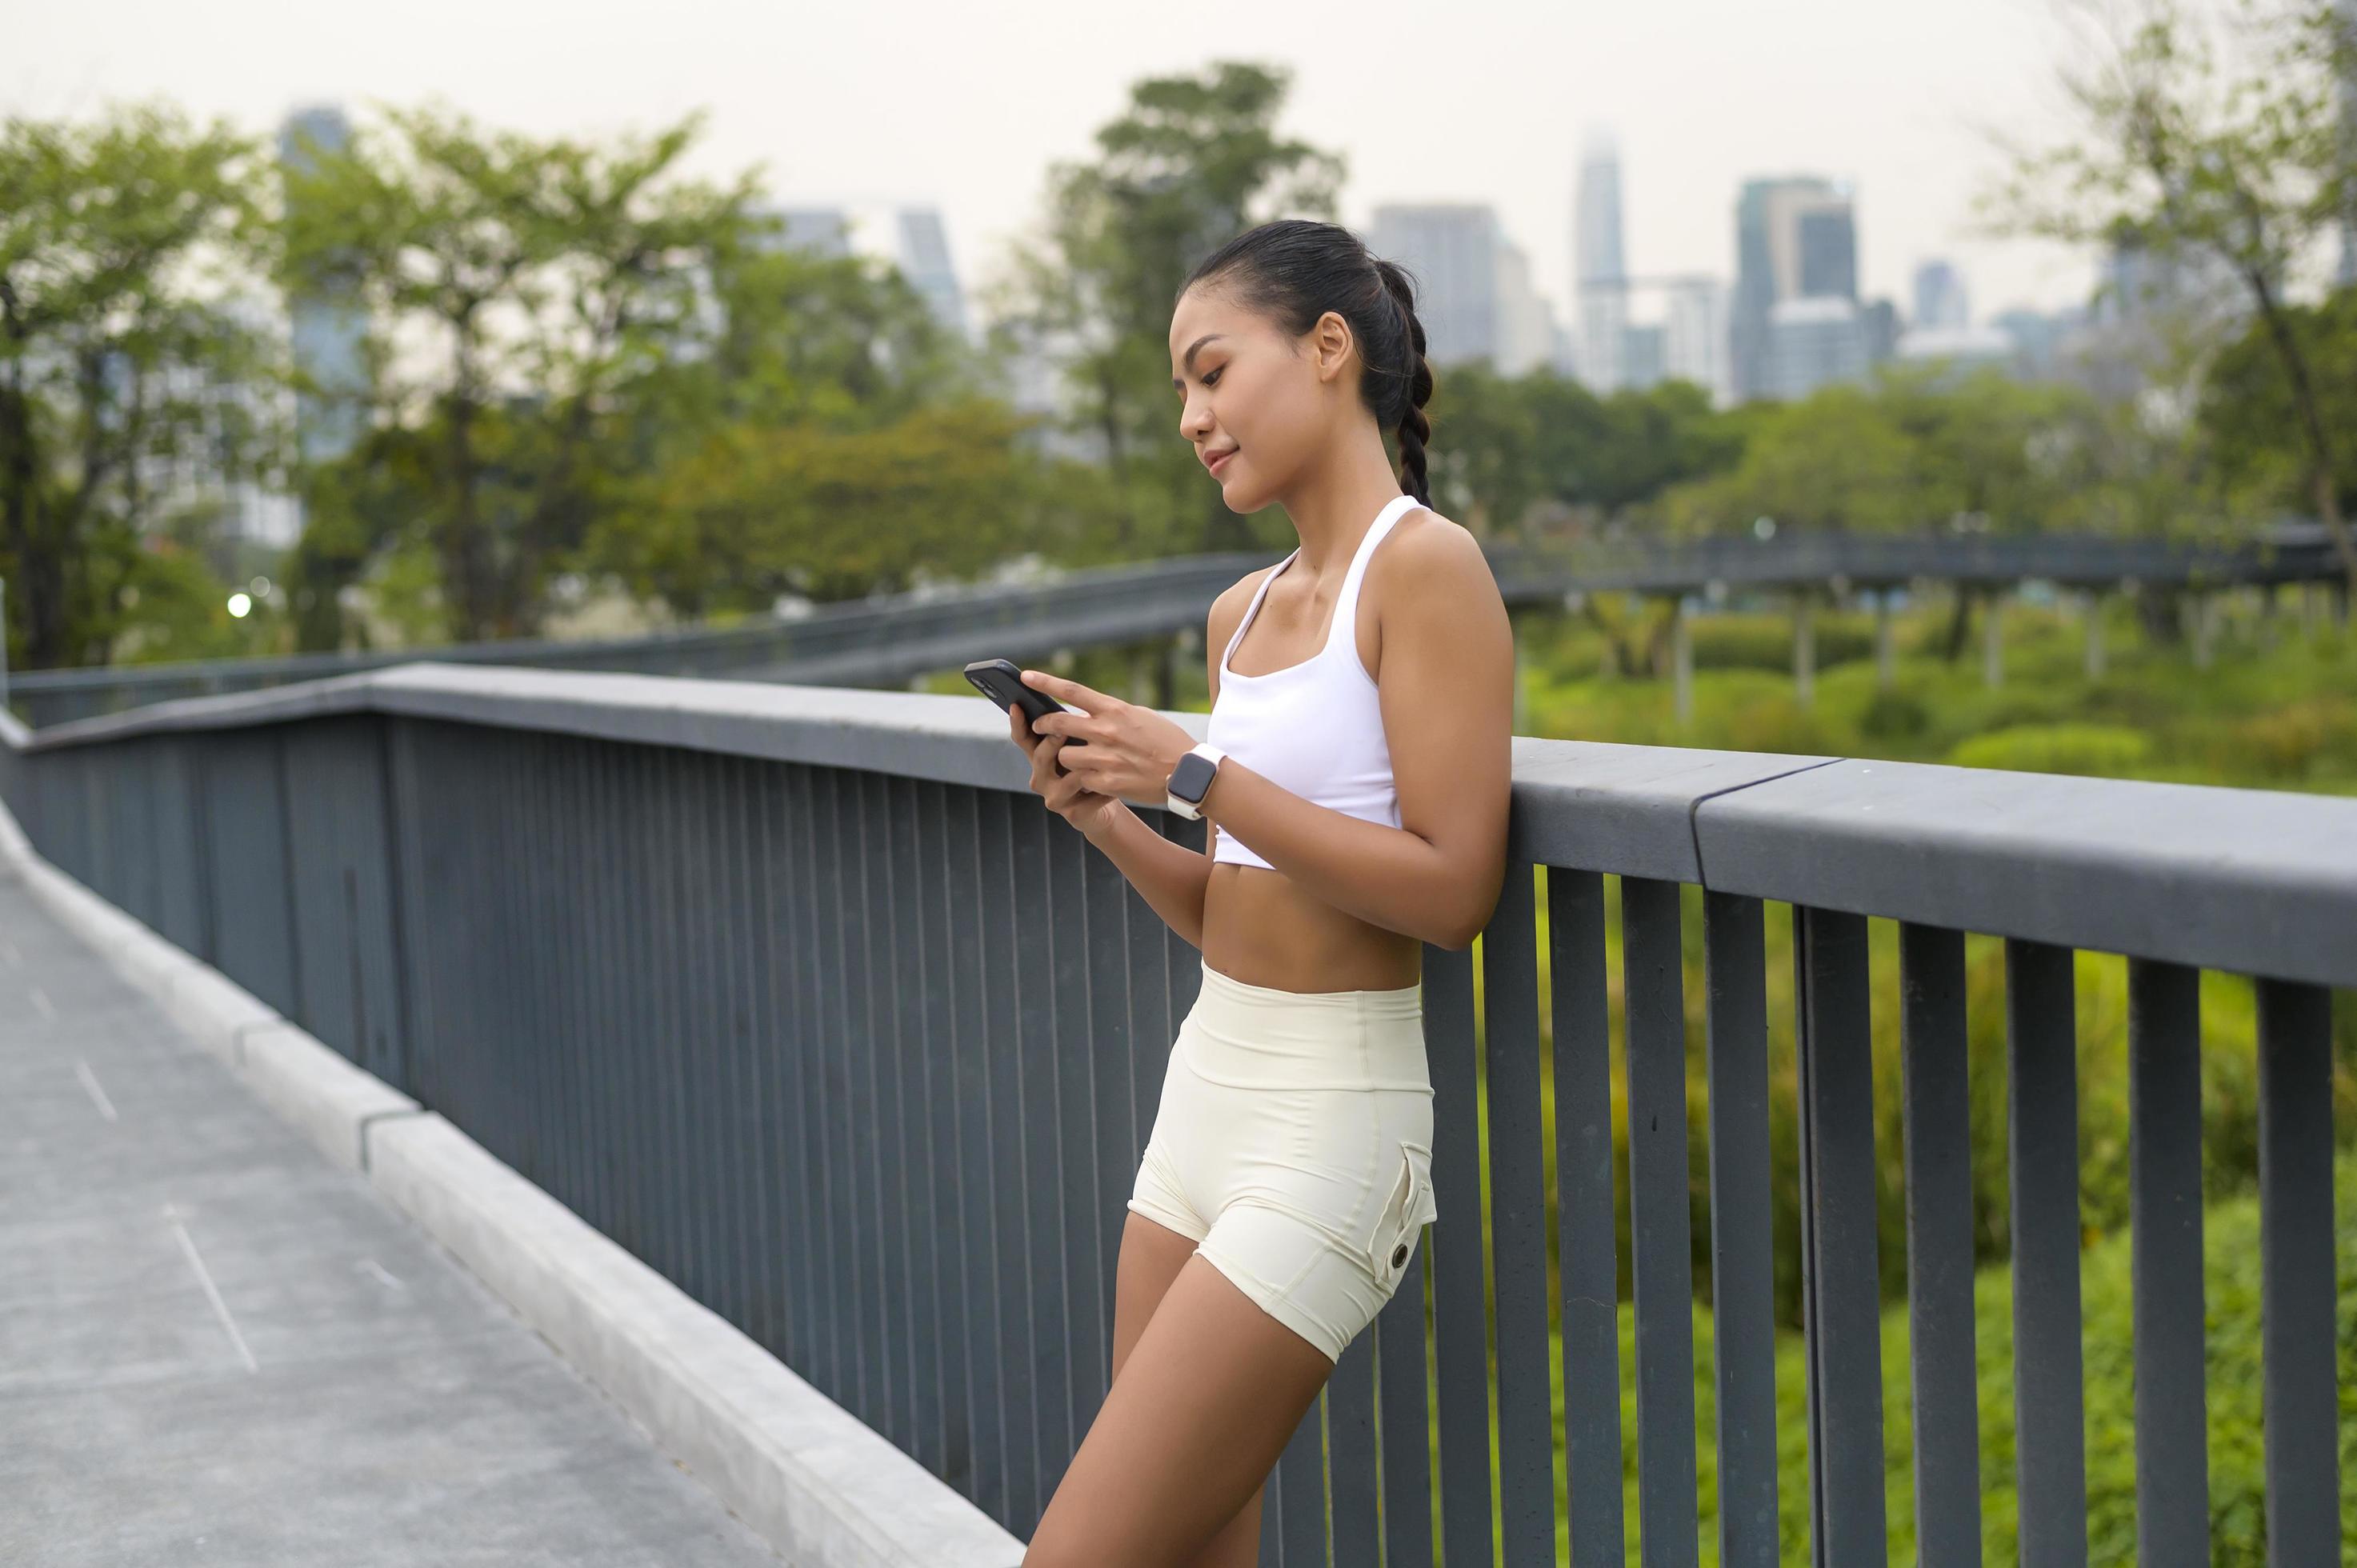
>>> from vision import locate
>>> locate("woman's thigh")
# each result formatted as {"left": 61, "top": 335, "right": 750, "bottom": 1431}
{"left": 1026, "top": 1251, "right": 1335, "bottom": 1568}
{"left": 1111, "top": 1210, "right": 1198, "bottom": 1386}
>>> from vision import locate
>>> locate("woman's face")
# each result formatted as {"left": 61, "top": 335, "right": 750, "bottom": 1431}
{"left": 1169, "top": 283, "right": 1355, "bottom": 512}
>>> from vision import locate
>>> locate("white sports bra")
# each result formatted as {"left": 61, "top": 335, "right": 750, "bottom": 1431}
{"left": 1206, "top": 492, "right": 1423, "bottom": 870}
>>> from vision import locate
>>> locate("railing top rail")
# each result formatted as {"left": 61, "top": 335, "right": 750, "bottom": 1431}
{"left": 11, "top": 660, "right": 2352, "bottom": 987}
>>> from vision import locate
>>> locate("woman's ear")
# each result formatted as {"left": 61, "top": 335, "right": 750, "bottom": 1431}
{"left": 1313, "top": 310, "right": 1355, "bottom": 382}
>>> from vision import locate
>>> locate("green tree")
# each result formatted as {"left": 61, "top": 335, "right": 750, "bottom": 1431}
{"left": 2203, "top": 282, "right": 2357, "bottom": 524}
{"left": 272, "top": 102, "right": 766, "bottom": 642}
{"left": 981, "top": 61, "right": 1347, "bottom": 558}
{"left": 1975, "top": 0, "right": 2357, "bottom": 593}
{"left": 0, "top": 101, "right": 278, "bottom": 670}
{"left": 1660, "top": 382, "right": 1920, "bottom": 536}
{"left": 587, "top": 209, "right": 1047, "bottom": 616}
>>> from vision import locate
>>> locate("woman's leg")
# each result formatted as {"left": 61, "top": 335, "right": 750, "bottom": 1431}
{"left": 1110, "top": 1212, "right": 1272, "bottom": 1568}
{"left": 1026, "top": 1248, "right": 1334, "bottom": 1567}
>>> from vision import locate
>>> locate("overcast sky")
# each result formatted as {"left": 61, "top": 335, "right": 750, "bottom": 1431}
{"left": 11, "top": 0, "right": 2109, "bottom": 326}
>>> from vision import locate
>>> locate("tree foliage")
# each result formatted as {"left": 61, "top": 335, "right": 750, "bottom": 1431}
{"left": 981, "top": 61, "right": 1347, "bottom": 559}
{"left": 1974, "top": 0, "right": 2357, "bottom": 589}
{"left": 0, "top": 100, "right": 276, "bottom": 670}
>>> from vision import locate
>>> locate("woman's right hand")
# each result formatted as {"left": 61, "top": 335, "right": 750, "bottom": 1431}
{"left": 1010, "top": 698, "right": 1122, "bottom": 837}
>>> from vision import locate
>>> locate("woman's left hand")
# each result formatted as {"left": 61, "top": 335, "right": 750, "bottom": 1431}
{"left": 1018, "top": 669, "right": 1200, "bottom": 810}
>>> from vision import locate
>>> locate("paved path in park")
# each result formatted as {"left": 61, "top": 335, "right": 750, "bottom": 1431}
{"left": 0, "top": 877, "right": 783, "bottom": 1567}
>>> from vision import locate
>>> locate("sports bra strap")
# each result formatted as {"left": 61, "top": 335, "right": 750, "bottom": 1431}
{"left": 1221, "top": 493, "right": 1420, "bottom": 668}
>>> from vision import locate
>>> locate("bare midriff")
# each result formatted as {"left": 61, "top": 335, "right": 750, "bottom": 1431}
{"left": 1202, "top": 867, "right": 1423, "bottom": 994}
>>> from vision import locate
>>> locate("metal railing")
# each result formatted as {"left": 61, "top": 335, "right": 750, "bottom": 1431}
{"left": 2, "top": 662, "right": 2347, "bottom": 1564}
{"left": 10, "top": 524, "right": 2341, "bottom": 729}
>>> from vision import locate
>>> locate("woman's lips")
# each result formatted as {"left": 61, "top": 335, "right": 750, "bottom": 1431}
{"left": 1208, "top": 450, "right": 1237, "bottom": 476}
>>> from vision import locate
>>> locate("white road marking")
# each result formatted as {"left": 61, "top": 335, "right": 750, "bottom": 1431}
{"left": 75, "top": 1059, "right": 118, "bottom": 1122}
{"left": 170, "top": 1214, "right": 258, "bottom": 1374}
{"left": 29, "top": 987, "right": 55, "bottom": 1021}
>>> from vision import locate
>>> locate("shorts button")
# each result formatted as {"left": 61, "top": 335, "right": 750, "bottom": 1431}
{"left": 1391, "top": 1242, "right": 1409, "bottom": 1268}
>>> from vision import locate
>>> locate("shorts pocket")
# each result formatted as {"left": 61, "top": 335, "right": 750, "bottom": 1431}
{"left": 1367, "top": 1137, "right": 1437, "bottom": 1293}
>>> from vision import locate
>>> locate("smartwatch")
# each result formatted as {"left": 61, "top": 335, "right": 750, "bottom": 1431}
{"left": 1165, "top": 741, "right": 1227, "bottom": 820}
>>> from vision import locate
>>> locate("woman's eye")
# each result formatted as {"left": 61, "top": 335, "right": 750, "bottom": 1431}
{"left": 1203, "top": 368, "right": 1222, "bottom": 386}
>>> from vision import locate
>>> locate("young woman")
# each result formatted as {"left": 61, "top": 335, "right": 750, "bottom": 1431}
{"left": 1006, "top": 218, "right": 1515, "bottom": 1567}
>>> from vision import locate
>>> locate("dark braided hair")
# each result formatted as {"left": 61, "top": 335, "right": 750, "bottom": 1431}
{"left": 1178, "top": 219, "right": 1435, "bottom": 509}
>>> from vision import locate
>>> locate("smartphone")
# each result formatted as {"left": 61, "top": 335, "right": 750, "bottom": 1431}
{"left": 964, "top": 658, "right": 1086, "bottom": 750}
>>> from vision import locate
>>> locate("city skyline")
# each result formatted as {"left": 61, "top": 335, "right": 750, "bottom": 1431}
{"left": 10, "top": 0, "right": 2111, "bottom": 334}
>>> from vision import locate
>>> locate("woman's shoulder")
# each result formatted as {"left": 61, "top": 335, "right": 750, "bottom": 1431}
{"left": 1378, "top": 506, "right": 1488, "bottom": 586}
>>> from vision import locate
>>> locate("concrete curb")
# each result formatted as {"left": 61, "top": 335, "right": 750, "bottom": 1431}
{"left": 371, "top": 1114, "right": 1027, "bottom": 1568}
{"left": 236, "top": 1022, "right": 423, "bottom": 1175}
{"left": 0, "top": 798, "right": 1028, "bottom": 1568}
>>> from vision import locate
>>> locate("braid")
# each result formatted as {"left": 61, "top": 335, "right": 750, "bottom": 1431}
{"left": 1373, "top": 260, "right": 1435, "bottom": 509}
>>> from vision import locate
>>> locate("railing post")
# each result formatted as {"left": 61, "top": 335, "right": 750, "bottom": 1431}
{"left": 1793, "top": 903, "right": 1886, "bottom": 1566}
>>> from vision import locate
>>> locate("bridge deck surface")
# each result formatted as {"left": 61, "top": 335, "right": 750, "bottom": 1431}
{"left": 0, "top": 878, "right": 780, "bottom": 1566}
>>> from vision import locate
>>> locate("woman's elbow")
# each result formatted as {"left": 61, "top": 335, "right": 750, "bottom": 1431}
{"left": 1446, "top": 866, "right": 1507, "bottom": 950}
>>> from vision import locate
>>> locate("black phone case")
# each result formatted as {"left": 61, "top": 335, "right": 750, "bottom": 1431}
{"left": 963, "top": 658, "right": 1086, "bottom": 746}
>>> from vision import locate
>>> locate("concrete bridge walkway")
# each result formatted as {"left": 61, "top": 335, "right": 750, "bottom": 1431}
{"left": 0, "top": 875, "right": 784, "bottom": 1567}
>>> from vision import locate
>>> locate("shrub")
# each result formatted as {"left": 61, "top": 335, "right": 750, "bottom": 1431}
{"left": 1946, "top": 723, "right": 2152, "bottom": 777}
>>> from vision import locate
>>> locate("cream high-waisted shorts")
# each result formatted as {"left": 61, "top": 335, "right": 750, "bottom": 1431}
{"left": 1126, "top": 957, "right": 1439, "bottom": 1364}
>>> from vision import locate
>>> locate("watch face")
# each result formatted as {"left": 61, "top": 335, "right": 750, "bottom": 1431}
{"left": 1170, "top": 750, "right": 1216, "bottom": 801}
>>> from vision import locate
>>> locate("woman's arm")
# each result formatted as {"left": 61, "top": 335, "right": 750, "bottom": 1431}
{"left": 1077, "top": 802, "right": 1213, "bottom": 949}
{"left": 1059, "top": 570, "right": 1259, "bottom": 950}
{"left": 1195, "top": 521, "right": 1513, "bottom": 950}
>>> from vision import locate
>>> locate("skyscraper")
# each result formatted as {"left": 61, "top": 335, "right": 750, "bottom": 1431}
{"left": 278, "top": 104, "right": 368, "bottom": 467}
{"left": 1367, "top": 202, "right": 1527, "bottom": 367}
{"left": 774, "top": 207, "right": 854, "bottom": 258}
{"left": 894, "top": 206, "right": 971, "bottom": 344}
{"left": 1763, "top": 296, "right": 1869, "bottom": 401}
{"left": 1912, "top": 259, "right": 1971, "bottom": 330}
{"left": 1574, "top": 129, "right": 1630, "bottom": 392}
{"left": 1663, "top": 278, "right": 1731, "bottom": 405}
{"left": 1732, "top": 176, "right": 1859, "bottom": 401}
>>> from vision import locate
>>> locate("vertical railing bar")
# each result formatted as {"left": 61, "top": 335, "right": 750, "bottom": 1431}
{"left": 659, "top": 746, "right": 698, "bottom": 1312}
{"left": 894, "top": 772, "right": 934, "bottom": 1463}
{"left": 1327, "top": 1315, "right": 1381, "bottom": 1565}
{"left": 916, "top": 778, "right": 969, "bottom": 1488}
{"left": 765, "top": 762, "right": 811, "bottom": 1370}
{"left": 1549, "top": 865, "right": 1623, "bottom": 1568}
{"left": 686, "top": 750, "right": 726, "bottom": 1324}
{"left": 1794, "top": 904, "right": 1887, "bottom": 1566}
{"left": 980, "top": 790, "right": 1040, "bottom": 1529}
{"left": 2126, "top": 955, "right": 2207, "bottom": 1566}
{"left": 1277, "top": 1390, "right": 1324, "bottom": 1566}
{"left": 814, "top": 766, "right": 854, "bottom": 1403}
{"left": 1045, "top": 814, "right": 1098, "bottom": 1475}
{"left": 588, "top": 740, "right": 625, "bottom": 1255}
{"left": 1898, "top": 921, "right": 1982, "bottom": 1566}
{"left": 2255, "top": 975, "right": 2339, "bottom": 1566}
{"left": 2006, "top": 935, "right": 2087, "bottom": 1568}
{"left": 1082, "top": 819, "right": 1138, "bottom": 1427}
{"left": 1013, "top": 802, "right": 1070, "bottom": 1522}
{"left": 1424, "top": 939, "right": 1494, "bottom": 1568}
{"left": 1702, "top": 890, "right": 1779, "bottom": 1568}
{"left": 1375, "top": 1241, "right": 1435, "bottom": 1568}
{"left": 1623, "top": 873, "right": 1700, "bottom": 1568}
{"left": 850, "top": 770, "right": 891, "bottom": 1433}
{"left": 1483, "top": 863, "right": 1556, "bottom": 1563}
{"left": 946, "top": 784, "right": 1006, "bottom": 1521}
{"left": 716, "top": 759, "right": 754, "bottom": 1348}
{"left": 867, "top": 770, "right": 912, "bottom": 1450}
